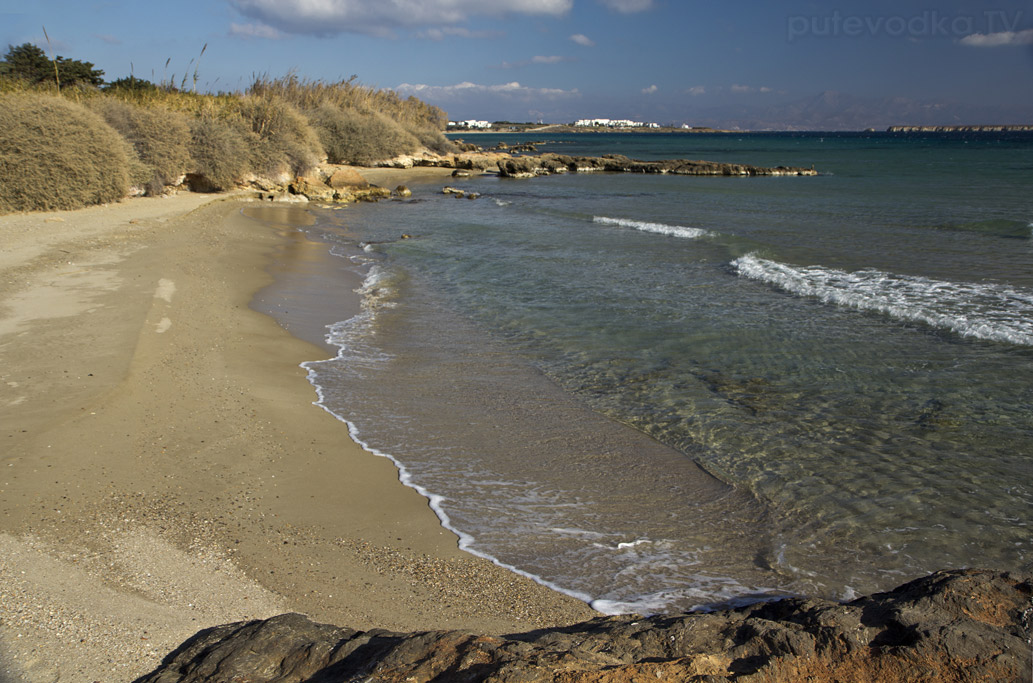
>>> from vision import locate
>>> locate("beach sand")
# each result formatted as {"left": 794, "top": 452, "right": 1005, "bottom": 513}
{"left": 0, "top": 181, "right": 597, "bottom": 682}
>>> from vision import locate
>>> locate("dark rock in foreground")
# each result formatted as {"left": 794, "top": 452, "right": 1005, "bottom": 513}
{"left": 137, "top": 569, "right": 1030, "bottom": 682}
{"left": 497, "top": 153, "right": 818, "bottom": 178}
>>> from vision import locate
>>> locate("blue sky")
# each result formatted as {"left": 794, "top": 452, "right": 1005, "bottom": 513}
{"left": 3, "top": 0, "right": 1032, "bottom": 129}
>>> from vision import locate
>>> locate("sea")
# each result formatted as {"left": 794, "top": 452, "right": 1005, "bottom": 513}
{"left": 267, "top": 131, "right": 1033, "bottom": 614}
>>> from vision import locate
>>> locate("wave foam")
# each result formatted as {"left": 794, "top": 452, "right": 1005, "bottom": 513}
{"left": 591, "top": 573, "right": 779, "bottom": 615}
{"left": 594, "top": 216, "right": 711, "bottom": 239}
{"left": 356, "top": 265, "right": 400, "bottom": 311}
{"left": 732, "top": 254, "right": 1033, "bottom": 346}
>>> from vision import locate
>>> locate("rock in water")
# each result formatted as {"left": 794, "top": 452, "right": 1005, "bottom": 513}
{"left": 136, "top": 569, "right": 1031, "bottom": 682}
{"left": 496, "top": 153, "right": 819, "bottom": 178}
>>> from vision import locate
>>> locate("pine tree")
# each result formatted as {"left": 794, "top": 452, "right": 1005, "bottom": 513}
{"left": 1, "top": 43, "right": 104, "bottom": 88}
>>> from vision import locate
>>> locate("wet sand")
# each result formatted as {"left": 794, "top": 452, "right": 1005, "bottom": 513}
{"left": 0, "top": 182, "right": 596, "bottom": 682}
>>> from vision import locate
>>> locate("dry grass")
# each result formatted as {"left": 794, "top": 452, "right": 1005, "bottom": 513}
{"left": 88, "top": 98, "right": 192, "bottom": 195}
{"left": 0, "top": 72, "right": 453, "bottom": 210}
{"left": 186, "top": 115, "right": 252, "bottom": 192}
{"left": 235, "top": 95, "right": 323, "bottom": 177}
{"left": 309, "top": 105, "right": 420, "bottom": 166}
{"left": 0, "top": 93, "right": 130, "bottom": 213}
{"left": 250, "top": 74, "right": 456, "bottom": 160}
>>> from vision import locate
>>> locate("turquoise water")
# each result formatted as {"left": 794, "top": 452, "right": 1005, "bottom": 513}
{"left": 301, "top": 132, "right": 1033, "bottom": 612}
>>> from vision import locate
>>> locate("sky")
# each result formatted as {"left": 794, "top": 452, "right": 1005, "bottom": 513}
{"left": 3, "top": 0, "right": 1033, "bottom": 129}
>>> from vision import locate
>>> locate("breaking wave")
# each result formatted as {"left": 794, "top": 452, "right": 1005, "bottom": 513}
{"left": 594, "top": 216, "right": 712, "bottom": 239}
{"left": 731, "top": 253, "right": 1033, "bottom": 346}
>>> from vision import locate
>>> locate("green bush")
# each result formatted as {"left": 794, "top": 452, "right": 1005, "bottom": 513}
{"left": 1, "top": 43, "right": 104, "bottom": 89}
{"left": 0, "top": 93, "right": 129, "bottom": 213}
{"left": 309, "top": 105, "right": 421, "bottom": 165}
{"left": 89, "top": 98, "right": 192, "bottom": 195}
{"left": 187, "top": 114, "right": 251, "bottom": 191}
{"left": 237, "top": 95, "right": 323, "bottom": 177}
{"left": 104, "top": 76, "right": 159, "bottom": 94}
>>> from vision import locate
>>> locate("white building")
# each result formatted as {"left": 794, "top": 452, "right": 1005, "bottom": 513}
{"left": 448, "top": 120, "right": 493, "bottom": 129}
{"left": 574, "top": 118, "right": 660, "bottom": 129}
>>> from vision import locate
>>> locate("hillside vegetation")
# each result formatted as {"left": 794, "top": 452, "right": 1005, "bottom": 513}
{"left": 0, "top": 44, "right": 455, "bottom": 213}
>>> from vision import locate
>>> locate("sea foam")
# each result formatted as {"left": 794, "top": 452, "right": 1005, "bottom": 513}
{"left": 594, "top": 216, "right": 712, "bottom": 239}
{"left": 302, "top": 264, "right": 599, "bottom": 611}
{"left": 732, "top": 253, "right": 1033, "bottom": 346}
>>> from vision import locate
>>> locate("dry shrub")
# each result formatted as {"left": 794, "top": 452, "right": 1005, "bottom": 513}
{"left": 237, "top": 95, "right": 323, "bottom": 177}
{"left": 410, "top": 125, "right": 457, "bottom": 155}
{"left": 88, "top": 98, "right": 192, "bottom": 195}
{"left": 309, "top": 104, "right": 420, "bottom": 165}
{"left": 250, "top": 75, "right": 453, "bottom": 163}
{"left": 0, "top": 93, "right": 129, "bottom": 213}
{"left": 250, "top": 74, "right": 449, "bottom": 131}
{"left": 187, "top": 115, "right": 251, "bottom": 191}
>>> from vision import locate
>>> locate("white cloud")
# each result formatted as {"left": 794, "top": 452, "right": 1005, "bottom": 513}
{"left": 597, "top": 0, "right": 653, "bottom": 13}
{"left": 417, "top": 26, "right": 503, "bottom": 40}
{"left": 497, "top": 55, "right": 573, "bottom": 68}
{"left": 397, "top": 80, "right": 579, "bottom": 101}
{"left": 730, "top": 84, "right": 775, "bottom": 94}
{"left": 641, "top": 84, "right": 658, "bottom": 94}
{"left": 229, "top": 22, "right": 282, "bottom": 39}
{"left": 687, "top": 86, "right": 706, "bottom": 96}
{"left": 959, "top": 29, "right": 1033, "bottom": 47}
{"left": 231, "top": 0, "right": 573, "bottom": 36}
{"left": 569, "top": 33, "right": 595, "bottom": 47}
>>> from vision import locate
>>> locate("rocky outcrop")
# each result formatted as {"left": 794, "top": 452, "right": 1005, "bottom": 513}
{"left": 136, "top": 569, "right": 1031, "bottom": 683}
{"left": 497, "top": 153, "right": 817, "bottom": 178}
{"left": 327, "top": 167, "right": 370, "bottom": 190}
{"left": 442, "top": 186, "right": 480, "bottom": 200}
{"left": 251, "top": 164, "right": 392, "bottom": 204}
{"left": 377, "top": 151, "right": 509, "bottom": 172}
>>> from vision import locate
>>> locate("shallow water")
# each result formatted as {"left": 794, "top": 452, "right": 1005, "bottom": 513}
{"left": 285, "top": 132, "right": 1032, "bottom": 613}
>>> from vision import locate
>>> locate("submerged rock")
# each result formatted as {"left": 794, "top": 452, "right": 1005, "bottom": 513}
{"left": 136, "top": 569, "right": 1031, "bottom": 682}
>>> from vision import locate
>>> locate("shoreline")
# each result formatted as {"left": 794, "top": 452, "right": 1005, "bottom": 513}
{"left": 0, "top": 183, "right": 596, "bottom": 682}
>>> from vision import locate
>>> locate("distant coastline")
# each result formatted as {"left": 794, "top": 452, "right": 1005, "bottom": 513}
{"left": 454, "top": 123, "right": 1033, "bottom": 135}
{"left": 456, "top": 124, "right": 739, "bottom": 134}
{"left": 885, "top": 124, "right": 1033, "bottom": 132}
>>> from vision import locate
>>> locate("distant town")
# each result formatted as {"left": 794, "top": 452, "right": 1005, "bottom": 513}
{"left": 447, "top": 120, "right": 1033, "bottom": 134}
{"left": 447, "top": 119, "right": 712, "bottom": 132}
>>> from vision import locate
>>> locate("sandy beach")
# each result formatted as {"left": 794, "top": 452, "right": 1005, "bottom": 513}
{"left": 0, "top": 179, "right": 596, "bottom": 682}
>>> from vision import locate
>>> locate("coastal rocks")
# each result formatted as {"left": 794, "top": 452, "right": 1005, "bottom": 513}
{"left": 352, "top": 186, "right": 392, "bottom": 202}
{"left": 136, "top": 569, "right": 1031, "bottom": 683}
{"left": 378, "top": 151, "right": 458, "bottom": 169}
{"left": 451, "top": 153, "right": 507, "bottom": 172}
{"left": 497, "top": 153, "right": 818, "bottom": 178}
{"left": 250, "top": 165, "right": 395, "bottom": 203}
{"left": 489, "top": 141, "right": 540, "bottom": 153}
{"left": 393, "top": 185, "right": 412, "bottom": 198}
{"left": 376, "top": 151, "right": 510, "bottom": 173}
{"left": 327, "top": 167, "right": 370, "bottom": 190}
{"left": 253, "top": 188, "right": 309, "bottom": 203}
{"left": 442, "top": 187, "right": 480, "bottom": 199}
{"left": 289, "top": 176, "right": 334, "bottom": 203}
